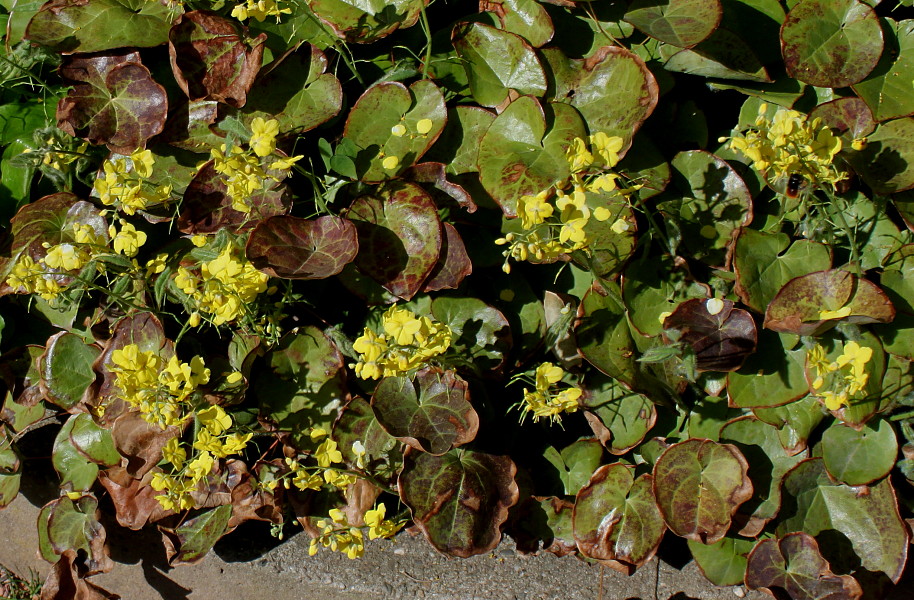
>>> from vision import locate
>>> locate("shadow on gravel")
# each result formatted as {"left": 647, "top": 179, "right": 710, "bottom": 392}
{"left": 213, "top": 519, "right": 286, "bottom": 562}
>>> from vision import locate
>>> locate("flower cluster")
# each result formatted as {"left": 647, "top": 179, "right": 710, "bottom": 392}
{"left": 93, "top": 149, "right": 172, "bottom": 216}
{"left": 276, "top": 428, "right": 357, "bottom": 492}
{"left": 724, "top": 103, "right": 846, "bottom": 191}
{"left": 210, "top": 118, "right": 302, "bottom": 214}
{"left": 351, "top": 305, "right": 453, "bottom": 380}
{"left": 807, "top": 340, "right": 873, "bottom": 411}
{"left": 516, "top": 362, "right": 581, "bottom": 424}
{"left": 24, "top": 134, "right": 87, "bottom": 173}
{"left": 495, "top": 132, "right": 633, "bottom": 273}
{"left": 108, "top": 343, "right": 211, "bottom": 429}
{"left": 174, "top": 243, "right": 270, "bottom": 326}
{"left": 152, "top": 404, "right": 252, "bottom": 511}
{"left": 378, "top": 117, "right": 435, "bottom": 170}
{"left": 308, "top": 504, "right": 404, "bottom": 559}
{"left": 231, "top": 0, "right": 291, "bottom": 22}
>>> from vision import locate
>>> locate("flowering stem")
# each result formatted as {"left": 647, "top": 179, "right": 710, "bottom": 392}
{"left": 890, "top": 409, "right": 914, "bottom": 422}
{"left": 418, "top": 2, "right": 433, "bottom": 80}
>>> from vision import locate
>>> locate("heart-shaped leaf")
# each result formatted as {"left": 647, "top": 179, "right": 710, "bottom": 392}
{"left": 753, "top": 395, "right": 827, "bottom": 456}
{"left": 431, "top": 296, "right": 512, "bottom": 373}
{"left": 9, "top": 193, "right": 108, "bottom": 259}
{"left": 662, "top": 27, "right": 770, "bottom": 83}
{"left": 245, "top": 215, "right": 358, "bottom": 280}
{"left": 581, "top": 374, "right": 656, "bottom": 455}
{"left": 719, "top": 416, "right": 808, "bottom": 537}
{"left": 333, "top": 397, "right": 401, "bottom": 484}
{"left": 777, "top": 458, "right": 909, "bottom": 582}
{"left": 652, "top": 438, "right": 753, "bottom": 544}
{"left": 576, "top": 283, "right": 637, "bottom": 386}
{"left": 688, "top": 535, "right": 757, "bottom": 586}
{"left": 727, "top": 330, "right": 809, "bottom": 409}
{"left": 371, "top": 368, "right": 478, "bottom": 456}
{"left": 808, "top": 97, "right": 877, "bottom": 142}
{"left": 343, "top": 80, "right": 446, "bottom": 182}
{"left": 241, "top": 44, "right": 342, "bottom": 134}
{"left": 44, "top": 495, "right": 112, "bottom": 575}
{"left": 663, "top": 298, "right": 757, "bottom": 373}
{"left": 451, "top": 21, "right": 547, "bottom": 108}
{"left": 307, "top": 0, "right": 425, "bottom": 43}
{"left": 38, "top": 331, "right": 100, "bottom": 410}
{"left": 176, "top": 158, "right": 291, "bottom": 234}
{"left": 68, "top": 413, "right": 120, "bottom": 467}
{"left": 477, "top": 96, "right": 581, "bottom": 217}
{"left": 510, "top": 496, "right": 576, "bottom": 557}
{"left": 846, "top": 117, "right": 914, "bottom": 194}
{"left": 622, "top": 255, "right": 709, "bottom": 337}
{"left": 763, "top": 270, "right": 895, "bottom": 336}
{"left": 573, "top": 188, "right": 637, "bottom": 278}
{"left": 481, "top": 0, "right": 553, "bottom": 48}
{"left": 163, "top": 504, "right": 232, "bottom": 565}
{"left": 544, "top": 46, "right": 658, "bottom": 155}
{"left": 56, "top": 50, "right": 167, "bottom": 153}
{"left": 52, "top": 415, "right": 99, "bottom": 491}
{"left": 821, "top": 418, "right": 897, "bottom": 486}
{"left": 398, "top": 448, "right": 518, "bottom": 558}
{"left": 573, "top": 464, "right": 666, "bottom": 570}
{"left": 624, "top": 0, "right": 721, "bottom": 48}
{"left": 25, "top": 0, "right": 183, "bottom": 53}
{"left": 746, "top": 533, "right": 863, "bottom": 600}
{"left": 424, "top": 106, "right": 495, "bottom": 176}
{"left": 853, "top": 19, "right": 914, "bottom": 122}
{"left": 781, "top": 0, "right": 882, "bottom": 88}
{"left": 733, "top": 228, "right": 832, "bottom": 314}
{"left": 347, "top": 182, "right": 441, "bottom": 300}
{"left": 543, "top": 438, "right": 603, "bottom": 496}
{"left": 168, "top": 10, "right": 266, "bottom": 107}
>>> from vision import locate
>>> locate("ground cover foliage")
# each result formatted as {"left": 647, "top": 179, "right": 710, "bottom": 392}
{"left": 1, "top": 0, "right": 914, "bottom": 597}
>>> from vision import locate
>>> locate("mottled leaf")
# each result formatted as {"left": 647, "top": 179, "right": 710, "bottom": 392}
{"left": 246, "top": 215, "right": 358, "bottom": 280}
{"left": 624, "top": 0, "right": 722, "bottom": 48}
{"left": 421, "top": 222, "right": 473, "bottom": 292}
{"left": 663, "top": 298, "right": 757, "bottom": 373}
{"left": 38, "top": 331, "right": 100, "bottom": 410}
{"left": 163, "top": 504, "right": 232, "bottom": 565}
{"left": 808, "top": 97, "right": 877, "bottom": 141}
{"left": 308, "top": 0, "right": 424, "bottom": 43}
{"left": 333, "top": 397, "right": 401, "bottom": 484}
{"left": 481, "top": 0, "right": 553, "bottom": 47}
{"left": 44, "top": 495, "right": 112, "bottom": 574}
{"left": 431, "top": 296, "right": 512, "bottom": 373}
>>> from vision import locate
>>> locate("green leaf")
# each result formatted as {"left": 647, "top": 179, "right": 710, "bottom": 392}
{"left": 246, "top": 215, "right": 358, "bottom": 280}
{"left": 581, "top": 374, "right": 656, "bottom": 455}
{"left": 652, "top": 438, "right": 753, "bottom": 544}
{"left": 343, "top": 79, "right": 446, "bottom": 182}
{"left": 307, "top": 0, "right": 424, "bottom": 43}
{"left": 424, "top": 106, "right": 495, "bottom": 175}
{"left": 38, "top": 332, "right": 100, "bottom": 410}
{"left": 347, "top": 182, "right": 442, "bottom": 301}
{"left": 880, "top": 244, "right": 914, "bottom": 315}
{"left": 5, "top": 0, "right": 46, "bottom": 45}
{"left": 398, "top": 448, "right": 518, "bottom": 557}
{"left": 853, "top": 18, "right": 914, "bottom": 122}
{"left": 431, "top": 296, "right": 512, "bottom": 372}
{"left": 372, "top": 369, "right": 478, "bottom": 456}
{"left": 452, "top": 21, "right": 547, "bottom": 108}
{"left": 543, "top": 438, "right": 603, "bottom": 496}
{"left": 821, "top": 418, "right": 897, "bottom": 486}
{"left": 688, "top": 535, "right": 757, "bottom": 586}
{"left": 576, "top": 284, "right": 637, "bottom": 386}
{"left": 746, "top": 533, "right": 863, "bottom": 600}
{"left": 624, "top": 0, "right": 722, "bottom": 48}
{"left": 776, "top": 457, "right": 908, "bottom": 582}
{"left": 720, "top": 416, "right": 808, "bottom": 536}
{"left": 573, "top": 465, "right": 666, "bottom": 568}
{"left": 662, "top": 27, "right": 771, "bottom": 82}
{"left": 544, "top": 46, "right": 658, "bottom": 154}
{"left": 45, "top": 495, "right": 111, "bottom": 574}
{"left": 0, "top": 97, "right": 54, "bottom": 145}
{"left": 0, "top": 141, "right": 35, "bottom": 220}
{"left": 25, "top": 0, "right": 183, "bottom": 53}
{"left": 572, "top": 189, "right": 637, "bottom": 278}
{"left": 0, "top": 427, "right": 22, "bottom": 508}
{"left": 483, "top": 0, "right": 553, "bottom": 48}
{"left": 846, "top": 117, "right": 914, "bottom": 194}
{"left": 727, "top": 330, "right": 810, "bottom": 409}
{"left": 166, "top": 504, "right": 232, "bottom": 565}
{"left": 622, "top": 254, "right": 709, "bottom": 337}
{"left": 68, "top": 413, "right": 120, "bottom": 467}
{"left": 57, "top": 51, "right": 167, "bottom": 154}
{"left": 659, "top": 150, "right": 752, "bottom": 267}
{"left": 732, "top": 228, "right": 832, "bottom": 314}
{"left": 52, "top": 415, "right": 100, "bottom": 492}
{"left": 477, "top": 96, "right": 580, "bottom": 217}
{"left": 780, "top": 0, "right": 883, "bottom": 88}
{"left": 334, "top": 397, "right": 401, "bottom": 485}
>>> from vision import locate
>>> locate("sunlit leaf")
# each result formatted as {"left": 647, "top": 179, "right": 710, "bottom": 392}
{"left": 246, "top": 215, "right": 358, "bottom": 280}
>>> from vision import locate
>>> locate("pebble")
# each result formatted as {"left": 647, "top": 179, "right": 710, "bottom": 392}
{"left": 393, "top": 547, "right": 406, "bottom": 555}
{"left": 733, "top": 586, "right": 746, "bottom": 598}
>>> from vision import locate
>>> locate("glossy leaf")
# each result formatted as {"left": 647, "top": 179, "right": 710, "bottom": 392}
{"left": 0, "top": 426, "right": 21, "bottom": 509}
{"left": 246, "top": 215, "right": 358, "bottom": 280}
{"left": 663, "top": 298, "right": 757, "bottom": 373}
{"left": 847, "top": 117, "right": 914, "bottom": 194}
{"left": 38, "top": 331, "right": 100, "bottom": 410}
{"left": 343, "top": 80, "right": 446, "bottom": 182}
{"left": 624, "top": 0, "right": 721, "bottom": 48}
{"left": 764, "top": 270, "right": 895, "bottom": 336}
{"left": 581, "top": 374, "right": 656, "bottom": 455}
{"left": 9, "top": 193, "right": 107, "bottom": 258}
{"left": 52, "top": 414, "right": 99, "bottom": 491}
{"left": 347, "top": 182, "right": 441, "bottom": 300}
{"left": 25, "top": 0, "right": 182, "bottom": 53}
{"left": 821, "top": 418, "right": 897, "bottom": 486}
{"left": 398, "top": 448, "right": 518, "bottom": 558}
{"left": 421, "top": 223, "right": 473, "bottom": 292}
{"left": 728, "top": 331, "right": 809, "bottom": 409}
{"left": 663, "top": 27, "right": 770, "bottom": 82}
{"left": 622, "top": 255, "right": 709, "bottom": 337}
{"left": 308, "top": 0, "right": 424, "bottom": 43}
{"left": 573, "top": 189, "right": 637, "bottom": 278}
{"left": 688, "top": 535, "right": 757, "bottom": 586}
{"left": 424, "top": 106, "right": 495, "bottom": 175}
{"left": 431, "top": 296, "right": 512, "bottom": 372}
{"left": 573, "top": 464, "right": 665, "bottom": 569}
{"left": 543, "top": 438, "right": 603, "bottom": 496}
{"left": 372, "top": 369, "right": 478, "bottom": 456}
{"left": 451, "top": 21, "right": 547, "bottom": 107}
{"left": 746, "top": 533, "right": 862, "bottom": 600}
{"left": 809, "top": 97, "right": 877, "bottom": 141}
{"left": 481, "top": 0, "right": 553, "bottom": 48}
{"left": 777, "top": 458, "right": 909, "bottom": 582}
{"left": 168, "top": 10, "right": 266, "bottom": 107}
{"left": 164, "top": 504, "right": 232, "bottom": 565}
{"left": 652, "top": 438, "right": 753, "bottom": 544}
{"left": 56, "top": 50, "right": 167, "bottom": 153}
{"left": 781, "top": 0, "right": 882, "bottom": 88}
{"left": 44, "top": 495, "right": 112, "bottom": 574}
{"left": 334, "top": 397, "right": 401, "bottom": 483}
{"left": 853, "top": 19, "right": 914, "bottom": 122}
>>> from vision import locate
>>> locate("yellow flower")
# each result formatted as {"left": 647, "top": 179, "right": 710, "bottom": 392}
{"left": 130, "top": 149, "right": 156, "bottom": 178}
{"left": 819, "top": 306, "right": 851, "bottom": 320}
{"left": 589, "top": 132, "right": 623, "bottom": 167}
{"left": 566, "top": 137, "right": 593, "bottom": 173}
{"left": 186, "top": 451, "right": 215, "bottom": 482}
{"left": 517, "top": 190, "right": 553, "bottom": 229}
{"left": 382, "top": 306, "right": 423, "bottom": 345}
{"left": 250, "top": 117, "right": 280, "bottom": 157}
{"left": 198, "top": 405, "right": 232, "bottom": 436}
{"left": 162, "top": 437, "right": 186, "bottom": 469}
{"left": 314, "top": 439, "right": 342, "bottom": 467}
{"left": 109, "top": 221, "right": 147, "bottom": 257}
{"left": 43, "top": 243, "right": 88, "bottom": 271}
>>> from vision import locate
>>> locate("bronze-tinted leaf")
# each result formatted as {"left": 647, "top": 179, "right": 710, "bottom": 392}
{"left": 808, "top": 97, "right": 876, "bottom": 141}
{"left": 246, "top": 215, "right": 358, "bottom": 280}
{"left": 98, "top": 466, "right": 171, "bottom": 529}
{"left": 110, "top": 412, "right": 181, "bottom": 479}
{"left": 421, "top": 223, "right": 472, "bottom": 292}
{"left": 44, "top": 495, "right": 113, "bottom": 575}
{"left": 371, "top": 368, "right": 478, "bottom": 456}
{"left": 398, "top": 448, "right": 518, "bottom": 557}
{"left": 746, "top": 533, "right": 862, "bottom": 600}
{"left": 40, "top": 549, "right": 119, "bottom": 600}
{"left": 346, "top": 182, "right": 442, "bottom": 300}
{"left": 402, "top": 162, "right": 477, "bottom": 213}
{"left": 663, "top": 298, "right": 757, "bottom": 373}
{"left": 168, "top": 10, "right": 266, "bottom": 107}
{"left": 161, "top": 504, "right": 232, "bottom": 565}
{"left": 176, "top": 159, "right": 291, "bottom": 234}
{"left": 333, "top": 397, "right": 402, "bottom": 486}
{"left": 764, "top": 270, "right": 895, "bottom": 336}
{"left": 57, "top": 50, "right": 167, "bottom": 154}
{"left": 652, "top": 438, "right": 753, "bottom": 544}
{"left": 8, "top": 193, "right": 107, "bottom": 263}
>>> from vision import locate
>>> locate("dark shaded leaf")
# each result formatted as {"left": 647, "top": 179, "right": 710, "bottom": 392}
{"left": 624, "top": 0, "right": 722, "bottom": 48}
{"left": 40, "top": 549, "right": 119, "bottom": 600}
{"left": 421, "top": 223, "right": 473, "bottom": 292}
{"left": 162, "top": 504, "right": 232, "bottom": 565}
{"left": 308, "top": 0, "right": 425, "bottom": 43}
{"left": 663, "top": 298, "right": 757, "bottom": 373}
{"left": 431, "top": 296, "right": 512, "bottom": 373}
{"left": 581, "top": 374, "right": 656, "bottom": 455}
{"left": 846, "top": 117, "right": 914, "bottom": 194}
{"left": 246, "top": 215, "right": 358, "bottom": 280}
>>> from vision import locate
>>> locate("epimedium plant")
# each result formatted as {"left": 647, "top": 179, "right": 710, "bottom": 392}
{"left": 0, "top": 0, "right": 913, "bottom": 598}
